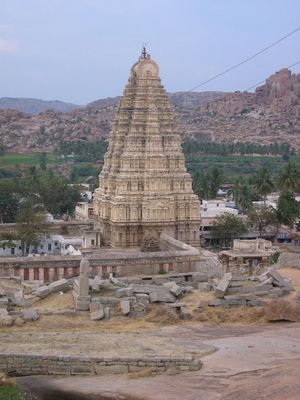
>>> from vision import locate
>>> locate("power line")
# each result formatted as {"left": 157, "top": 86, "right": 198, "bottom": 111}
{"left": 188, "top": 26, "right": 300, "bottom": 92}
{"left": 245, "top": 59, "right": 300, "bottom": 91}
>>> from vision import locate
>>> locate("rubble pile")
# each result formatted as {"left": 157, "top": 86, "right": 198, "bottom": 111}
{"left": 207, "top": 268, "right": 293, "bottom": 310}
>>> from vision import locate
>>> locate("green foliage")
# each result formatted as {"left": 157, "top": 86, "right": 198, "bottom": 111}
{"left": 278, "top": 161, "right": 300, "bottom": 192}
{"left": 56, "top": 139, "right": 108, "bottom": 162}
{"left": 0, "top": 180, "right": 20, "bottom": 223}
{"left": 253, "top": 168, "right": 275, "bottom": 202}
{"left": 228, "top": 177, "right": 253, "bottom": 211}
{"left": 211, "top": 214, "right": 248, "bottom": 247}
{"left": 0, "top": 385, "right": 30, "bottom": 400}
{"left": 277, "top": 190, "right": 300, "bottom": 227}
{"left": 269, "top": 251, "right": 280, "bottom": 265}
{"left": 247, "top": 206, "right": 278, "bottom": 236}
{"left": 194, "top": 167, "right": 223, "bottom": 200}
{"left": 0, "top": 143, "right": 6, "bottom": 157}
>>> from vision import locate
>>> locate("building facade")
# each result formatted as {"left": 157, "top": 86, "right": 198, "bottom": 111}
{"left": 93, "top": 49, "right": 200, "bottom": 248}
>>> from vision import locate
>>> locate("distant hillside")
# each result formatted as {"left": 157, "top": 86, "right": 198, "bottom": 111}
{"left": 1, "top": 68, "right": 300, "bottom": 153}
{"left": 0, "top": 97, "right": 80, "bottom": 115}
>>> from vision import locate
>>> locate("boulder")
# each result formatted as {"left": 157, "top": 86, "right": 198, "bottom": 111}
{"left": 49, "top": 279, "right": 69, "bottom": 293}
{"left": 22, "top": 309, "right": 39, "bottom": 321}
{"left": 264, "top": 299, "right": 300, "bottom": 322}
{"left": 120, "top": 299, "right": 131, "bottom": 315}
{"left": 179, "top": 307, "right": 193, "bottom": 320}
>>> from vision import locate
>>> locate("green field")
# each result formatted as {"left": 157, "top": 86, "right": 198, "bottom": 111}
{"left": 186, "top": 154, "right": 300, "bottom": 181}
{"left": 0, "top": 153, "right": 60, "bottom": 166}
{"left": 0, "top": 385, "right": 30, "bottom": 400}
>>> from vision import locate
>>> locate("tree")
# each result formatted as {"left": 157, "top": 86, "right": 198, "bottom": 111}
{"left": 247, "top": 206, "right": 278, "bottom": 236}
{"left": 253, "top": 168, "right": 274, "bottom": 203}
{"left": 228, "top": 177, "right": 252, "bottom": 211}
{"left": 15, "top": 200, "right": 49, "bottom": 256}
{"left": 278, "top": 161, "right": 300, "bottom": 192}
{"left": 195, "top": 168, "right": 223, "bottom": 200}
{"left": 39, "top": 152, "right": 47, "bottom": 171}
{"left": 37, "top": 170, "right": 82, "bottom": 217}
{"left": 0, "top": 180, "right": 20, "bottom": 223}
{"left": 277, "top": 190, "right": 300, "bottom": 227}
{"left": 211, "top": 213, "right": 248, "bottom": 248}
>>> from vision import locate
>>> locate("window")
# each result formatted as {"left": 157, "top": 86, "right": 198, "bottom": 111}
{"left": 91, "top": 239, "right": 95, "bottom": 246}
{"left": 11, "top": 247, "right": 15, "bottom": 255}
{"left": 48, "top": 243, "right": 52, "bottom": 251}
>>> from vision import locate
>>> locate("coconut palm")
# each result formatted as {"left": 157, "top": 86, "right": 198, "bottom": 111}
{"left": 278, "top": 161, "right": 300, "bottom": 192}
{"left": 253, "top": 168, "right": 274, "bottom": 204}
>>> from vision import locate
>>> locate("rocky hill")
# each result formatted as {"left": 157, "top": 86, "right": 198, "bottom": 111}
{"left": 0, "top": 68, "right": 300, "bottom": 152}
{"left": 0, "top": 97, "right": 80, "bottom": 115}
{"left": 0, "top": 92, "right": 225, "bottom": 152}
{"left": 183, "top": 68, "right": 300, "bottom": 145}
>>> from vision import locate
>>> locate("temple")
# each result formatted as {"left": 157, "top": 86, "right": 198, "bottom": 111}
{"left": 93, "top": 48, "right": 201, "bottom": 248}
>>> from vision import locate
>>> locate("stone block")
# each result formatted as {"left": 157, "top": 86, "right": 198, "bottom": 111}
{"left": 90, "top": 310, "right": 104, "bottom": 320}
{"left": 104, "top": 307, "right": 111, "bottom": 319}
{"left": 198, "top": 282, "right": 211, "bottom": 292}
{"left": 71, "top": 366, "right": 93, "bottom": 375}
{"left": 192, "top": 272, "right": 208, "bottom": 283}
{"left": 0, "top": 313, "right": 13, "bottom": 327}
{"left": 115, "top": 287, "right": 134, "bottom": 298}
{"left": 135, "top": 293, "right": 149, "bottom": 306}
{"left": 49, "top": 279, "right": 69, "bottom": 292}
{"left": 179, "top": 307, "right": 193, "bottom": 320}
{"left": 208, "top": 299, "right": 224, "bottom": 307}
{"left": 149, "top": 288, "right": 176, "bottom": 303}
{"left": 264, "top": 299, "right": 300, "bottom": 322}
{"left": 215, "top": 274, "right": 232, "bottom": 298}
{"left": 247, "top": 299, "right": 262, "bottom": 307}
{"left": 48, "top": 366, "right": 71, "bottom": 375}
{"left": 131, "top": 284, "right": 155, "bottom": 294}
{"left": 266, "top": 269, "right": 286, "bottom": 287}
{"left": 120, "top": 299, "right": 131, "bottom": 315}
{"left": 181, "top": 286, "right": 193, "bottom": 294}
{"left": 270, "top": 288, "right": 284, "bottom": 297}
{"left": 152, "top": 276, "right": 168, "bottom": 285}
{"left": 95, "top": 364, "right": 128, "bottom": 375}
{"left": 14, "top": 317, "right": 25, "bottom": 326}
{"left": 22, "top": 309, "right": 39, "bottom": 321}
{"left": 0, "top": 297, "right": 8, "bottom": 308}
{"left": 94, "top": 297, "right": 119, "bottom": 305}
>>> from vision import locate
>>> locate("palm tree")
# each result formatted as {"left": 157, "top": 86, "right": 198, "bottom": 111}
{"left": 278, "top": 161, "right": 300, "bottom": 192}
{"left": 228, "top": 177, "right": 252, "bottom": 212}
{"left": 253, "top": 168, "right": 274, "bottom": 204}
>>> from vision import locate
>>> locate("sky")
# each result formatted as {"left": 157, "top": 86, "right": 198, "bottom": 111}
{"left": 1, "top": 0, "right": 300, "bottom": 104}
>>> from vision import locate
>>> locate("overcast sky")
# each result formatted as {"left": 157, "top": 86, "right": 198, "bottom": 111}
{"left": 1, "top": 0, "right": 300, "bottom": 104}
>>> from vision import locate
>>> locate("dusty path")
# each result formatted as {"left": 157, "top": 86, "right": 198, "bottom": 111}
{"left": 17, "top": 322, "right": 300, "bottom": 400}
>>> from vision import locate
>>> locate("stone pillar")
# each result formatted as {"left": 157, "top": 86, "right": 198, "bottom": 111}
{"left": 49, "top": 267, "right": 55, "bottom": 282}
{"left": 29, "top": 268, "right": 34, "bottom": 281}
{"left": 75, "top": 258, "right": 91, "bottom": 311}
{"left": 39, "top": 268, "right": 44, "bottom": 282}
{"left": 58, "top": 267, "right": 64, "bottom": 280}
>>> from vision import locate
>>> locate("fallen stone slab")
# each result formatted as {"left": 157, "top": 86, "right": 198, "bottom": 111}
{"left": 266, "top": 269, "right": 287, "bottom": 287}
{"left": 247, "top": 299, "right": 263, "bottom": 307}
{"left": 192, "top": 272, "right": 208, "bottom": 283}
{"left": 92, "top": 297, "right": 119, "bottom": 306}
{"left": 215, "top": 273, "right": 232, "bottom": 298}
{"left": 149, "top": 288, "right": 176, "bottom": 303}
{"left": 90, "top": 307, "right": 105, "bottom": 321}
{"left": 22, "top": 309, "right": 39, "bottom": 321}
{"left": 115, "top": 287, "right": 134, "bottom": 298}
{"left": 131, "top": 284, "right": 156, "bottom": 294}
{"left": 181, "top": 286, "right": 193, "bottom": 294}
{"left": 11, "top": 289, "right": 31, "bottom": 307}
{"left": 208, "top": 299, "right": 225, "bottom": 307}
{"left": 163, "top": 282, "right": 182, "bottom": 297}
{"left": 35, "top": 286, "right": 52, "bottom": 299}
{"left": 270, "top": 288, "right": 284, "bottom": 297}
{"left": 49, "top": 279, "right": 69, "bottom": 293}
{"left": 264, "top": 299, "right": 300, "bottom": 322}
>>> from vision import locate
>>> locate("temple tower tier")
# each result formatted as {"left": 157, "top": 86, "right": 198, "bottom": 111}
{"left": 93, "top": 49, "right": 201, "bottom": 248}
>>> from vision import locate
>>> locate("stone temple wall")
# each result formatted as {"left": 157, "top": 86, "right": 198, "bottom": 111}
{"left": 0, "top": 353, "right": 201, "bottom": 377}
{"left": 0, "top": 235, "right": 206, "bottom": 282}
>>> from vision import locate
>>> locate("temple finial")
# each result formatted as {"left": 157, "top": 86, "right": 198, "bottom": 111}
{"left": 140, "top": 43, "right": 150, "bottom": 60}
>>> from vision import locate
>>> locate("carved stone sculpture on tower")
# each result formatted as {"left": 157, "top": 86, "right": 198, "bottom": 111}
{"left": 93, "top": 48, "right": 201, "bottom": 248}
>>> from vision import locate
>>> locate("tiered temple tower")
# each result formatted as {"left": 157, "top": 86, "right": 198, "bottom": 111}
{"left": 93, "top": 48, "right": 200, "bottom": 248}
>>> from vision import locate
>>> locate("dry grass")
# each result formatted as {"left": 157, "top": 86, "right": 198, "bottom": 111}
{"left": 145, "top": 304, "right": 180, "bottom": 325}
{"left": 0, "top": 372, "right": 15, "bottom": 387}
{"left": 32, "top": 291, "right": 74, "bottom": 310}
{"left": 195, "top": 306, "right": 266, "bottom": 324}
{"left": 127, "top": 367, "right": 158, "bottom": 380}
